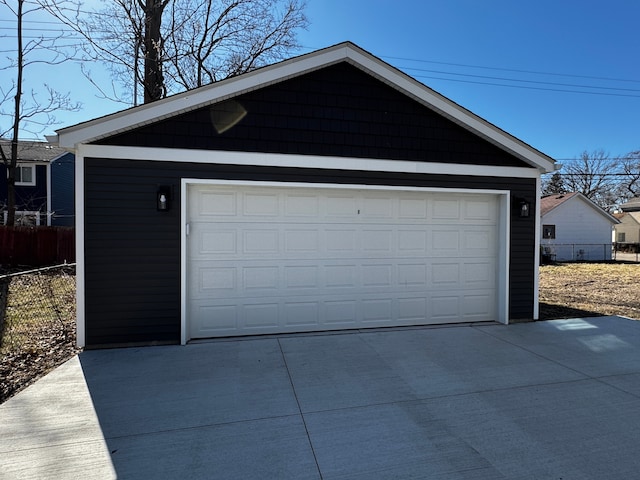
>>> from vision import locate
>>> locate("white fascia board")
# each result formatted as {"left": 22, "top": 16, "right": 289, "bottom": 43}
{"left": 533, "top": 176, "right": 541, "bottom": 320}
{"left": 75, "top": 145, "right": 87, "bottom": 348}
{"left": 79, "top": 144, "right": 541, "bottom": 179}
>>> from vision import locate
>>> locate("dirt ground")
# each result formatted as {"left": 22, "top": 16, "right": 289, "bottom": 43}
{"left": 539, "top": 262, "right": 640, "bottom": 320}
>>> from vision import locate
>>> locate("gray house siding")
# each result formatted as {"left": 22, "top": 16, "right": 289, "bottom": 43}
{"left": 84, "top": 158, "right": 536, "bottom": 346}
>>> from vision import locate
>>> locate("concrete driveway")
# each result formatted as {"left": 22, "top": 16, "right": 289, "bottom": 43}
{"left": 3, "top": 316, "right": 640, "bottom": 479}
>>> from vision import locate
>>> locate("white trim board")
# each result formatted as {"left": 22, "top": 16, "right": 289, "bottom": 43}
{"left": 180, "top": 178, "right": 511, "bottom": 344}
{"left": 75, "top": 146, "right": 87, "bottom": 348}
{"left": 54, "top": 42, "right": 555, "bottom": 173}
{"left": 77, "top": 144, "right": 542, "bottom": 179}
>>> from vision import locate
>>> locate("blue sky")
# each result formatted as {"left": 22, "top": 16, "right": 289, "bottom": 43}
{"left": 2, "top": 0, "right": 639, "bottom": 162}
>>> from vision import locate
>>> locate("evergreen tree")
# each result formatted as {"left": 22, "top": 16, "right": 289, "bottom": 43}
{"left": 542, "top": 172, "right": 566, "bottom": 196}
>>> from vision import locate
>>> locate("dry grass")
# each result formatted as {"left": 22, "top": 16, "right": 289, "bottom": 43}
{"left": 539, "top": 262, "right": 640, "bottom": 320}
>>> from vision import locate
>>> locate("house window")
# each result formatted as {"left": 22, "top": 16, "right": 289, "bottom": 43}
{"left": 618, "top": 232, "right": 626, "bottom": 242}
{"left": 542, "top": 224, "right": 556, "bottom": 239}
{"left": 15, "top": 164, "right": 35, "bottom": 186}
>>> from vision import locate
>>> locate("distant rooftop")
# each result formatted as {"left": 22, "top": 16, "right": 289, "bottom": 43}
{"left": 0, "top": 139, "right": 67, "bottom": 163}
{"left": 619, "top": 197, "right": 640, "bottom": 212}
{"left": 540, "top": 192, "right": 579, "bottom": 216}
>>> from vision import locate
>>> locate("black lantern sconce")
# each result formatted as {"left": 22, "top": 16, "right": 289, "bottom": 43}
{"left": 157, "top": 185, "right": 172, "bottom": 212}
{"left": 514, "top": 197, "right": 531, "bottom": 218}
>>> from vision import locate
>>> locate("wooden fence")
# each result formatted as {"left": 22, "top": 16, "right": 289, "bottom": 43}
{"left": 0, "top": 227, "right": 75, "bottom": 267}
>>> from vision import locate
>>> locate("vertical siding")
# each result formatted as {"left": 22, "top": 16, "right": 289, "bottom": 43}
{"left": 84, "top": 158, "right": 537, "bottom": 346}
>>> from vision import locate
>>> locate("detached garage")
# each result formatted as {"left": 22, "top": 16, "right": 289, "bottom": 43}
{"left": 53, "top": 42, "right": 555, "bottom": 347}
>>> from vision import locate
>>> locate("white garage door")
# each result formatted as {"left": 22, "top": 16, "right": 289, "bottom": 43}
{"left": 187, "top": 183, "right": 499, "bottom": 339}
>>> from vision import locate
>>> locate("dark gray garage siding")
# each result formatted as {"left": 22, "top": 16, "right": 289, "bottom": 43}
{"left": 97, "top": 62, "right": 532, "bottom": 170}
{"left": 84, "top": 159, "right": 536, "bottom": 346}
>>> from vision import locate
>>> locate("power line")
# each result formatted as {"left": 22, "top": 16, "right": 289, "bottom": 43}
{"left": 382, "top": 54, "right": 640, "bottom": 85}
{"left": 409, "top": 73, "right": 640, "bottom": 98}
{"left": 401, "top": 66, "right": 640, "bottom": 94}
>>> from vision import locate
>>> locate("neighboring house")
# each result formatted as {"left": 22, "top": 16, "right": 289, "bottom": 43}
{"left": 49, "top": 151, "right": 76, "bottom": 226}
{"left": 0, "top": 139, "right": 75, "bottom": 226}
{"left": 540, "top": 192, "right": 619, "bottom": 261}
{"left": 613, "top": 197, "right": 640, "bottom": 251}
{"left": 51, "top": 42, "right": 555, "bottom": 348}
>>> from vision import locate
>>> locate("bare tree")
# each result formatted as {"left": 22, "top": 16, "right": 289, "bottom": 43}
{"left": 619, "top": 150, "right": 640, "bottom": 200}
{"left": 0, "top": 0, "right": 80, "bottom": 226}
{"left": 164, "top": 0, "right": 308, "bottom": 89}
{"left": 562, "top": 150, "right": 621, "bottom": 210}
{"left": 41, "top": 0, "right": 308, "bottom": 105}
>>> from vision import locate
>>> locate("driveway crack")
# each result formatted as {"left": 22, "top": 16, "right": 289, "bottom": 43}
{"left": 277, "top": 338, "right": 323, "bottom": 480}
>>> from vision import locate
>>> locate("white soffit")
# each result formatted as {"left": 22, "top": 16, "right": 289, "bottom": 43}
{"left": 55, "top": 42, "right": 555, "bottom": 173}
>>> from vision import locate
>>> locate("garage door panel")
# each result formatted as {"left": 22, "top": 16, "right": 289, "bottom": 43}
{"left": 399, "top": 198, "right": 428, "bottom": 218}
{"left": 284, "top": 302, "right": 320, "bottom": 327}
{"left": 432, "top": 199, "right": 460, "bottom": 219}
{"left": 187, "top": 185, "right": 500, "bottom": 338}
{"left": 285, "top": 265, "right": 319, "bottom": 289}
{"left": 242, "top": 192, "right": 279, "bottom": 216}
{"left": 431, "top": 229, "right": 460, "bottom": 255}
{"left": 325, "top": 195, "right": 358, "bottom": 217}
{"left": 362, "top": 299, "right": 394, "bottom": 323}
{"left": 398, "top": 264, "right": 427, "bottom": 286}
{"left": 196, "top": 191, "right": 237, "bottom": 216}
{"left": 284, "top": 194, "right": 319, "bottom": 216}
{"left": 325, "top": 300, "right": 358, "bottom": 325}
{"left": 431, "top": 263, "right": 460, "bottom": 286}
{"left": 325, "top": 229, "right": 357, "bottom": 253}
{"left": 200, "top": 230, "right": 237, "bottom": 254}
{"left": 325, "top": 264, "right": 358, "bottom": 287}
{"left": 397, "top": 297, "right": 428, "bottom": 321}
{"left": 431, "top": 295, "right": 460, "bottom": 320}
{"left": 245, "top": 303, "right": 279, "bottom": 328}
{"left": 464, "top": 198, "right": 495, "bottom": 220}
{"left": 464, "top": 262, "right": 496, "bottom": 286}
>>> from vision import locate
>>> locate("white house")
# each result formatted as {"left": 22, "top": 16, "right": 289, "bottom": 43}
{"left": 613, "top": 197, "right": 640, "bottom": 251}
{"left": 540, "top": 192, "right": 619, "bottom": 261}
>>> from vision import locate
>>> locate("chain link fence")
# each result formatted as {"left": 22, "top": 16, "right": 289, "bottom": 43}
{"left": 0, "top": 263, "right": 78, "bottom": 403}
{"left": 540, "top": 243, "right": 615, "bottom": 263}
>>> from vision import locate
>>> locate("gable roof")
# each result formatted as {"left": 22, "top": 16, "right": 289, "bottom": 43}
{"left": 619, "top": 197, "right": 640, "bottom": 212}
{"left": 52, "top": 42, "right": 555, "bottom": 173}
{"left": 0, "top": 139, "right": 67, "bottom": 163}
{"left": 540, "top": 192, "right": 579, "bottom": 216}
{"left": 615, "top": 211, "right": 640, "bottom": 225}
{"left": 541, "top": 192, "right": 620, "bottom": 224}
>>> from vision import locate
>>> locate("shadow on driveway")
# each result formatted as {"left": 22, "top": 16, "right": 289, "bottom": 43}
{"left": 4, "top": 316, "right": 640, "bottom": 479}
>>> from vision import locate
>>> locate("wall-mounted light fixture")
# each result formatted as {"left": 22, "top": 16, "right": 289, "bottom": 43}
{"left": 157, "top": 185, "right": 172, "bottom": 212}
{"left": 515, "top": 197, "right": 531, "bottom": 218}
